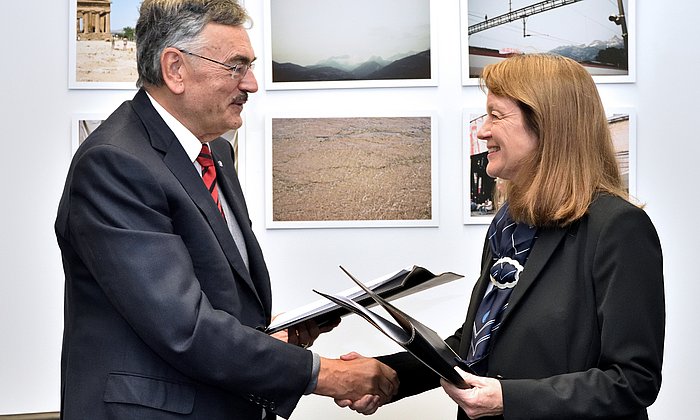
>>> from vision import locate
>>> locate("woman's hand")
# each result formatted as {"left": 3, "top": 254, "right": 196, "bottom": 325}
{"left": 440, "top": 369, "right": 504, "bottom": 419}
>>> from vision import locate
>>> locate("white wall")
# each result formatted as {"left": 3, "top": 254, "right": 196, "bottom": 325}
{"left": 1, "top": 1, "right": 698, "bottom": 418}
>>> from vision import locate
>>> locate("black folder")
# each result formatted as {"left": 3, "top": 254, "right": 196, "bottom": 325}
{"left": 266, "top": 265, "right": 462, "bottom": 335}
{"left": 314, "top": 266, "right": 473, "bottom": 388}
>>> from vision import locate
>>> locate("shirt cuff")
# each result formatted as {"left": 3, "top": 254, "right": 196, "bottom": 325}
{"left": 304, "top": 352, "right": 320, "bottom": 395}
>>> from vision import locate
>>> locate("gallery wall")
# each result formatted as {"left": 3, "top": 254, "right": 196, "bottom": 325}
{"left": 1, "top": 1, "right": 698, "bottom": 418}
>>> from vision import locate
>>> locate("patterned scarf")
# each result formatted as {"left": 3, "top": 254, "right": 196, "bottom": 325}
{"left": 465, "top": 203, "right": 537, "bottom": 375}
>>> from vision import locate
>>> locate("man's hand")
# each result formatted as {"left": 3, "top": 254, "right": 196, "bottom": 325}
{"left": 333, "top": 352, "right": 390, "bottom": 415}
{"left": 270, "top": 315, "right": 340, "bottom": 348}
{"left": 314, "top": 352, "right": 399, "bottom": 406}
{"left": 440, "top": 368, "right": 503, "bottom": 418}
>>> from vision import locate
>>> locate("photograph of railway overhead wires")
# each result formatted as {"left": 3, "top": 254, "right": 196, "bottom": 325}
{"left": 461, "top": 0, "right": 633, "bottom": 84}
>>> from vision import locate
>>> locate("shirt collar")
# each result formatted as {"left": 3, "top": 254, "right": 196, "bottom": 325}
{"left": 145, "top": 91, "right": 204, "bottom": 163}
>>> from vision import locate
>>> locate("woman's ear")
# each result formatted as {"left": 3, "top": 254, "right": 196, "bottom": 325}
{"left": 160, "top": 47, "right": 186, "bottom": 95}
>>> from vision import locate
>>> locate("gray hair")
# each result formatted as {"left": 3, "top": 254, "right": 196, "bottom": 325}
{"left": 135, "top": 0, "right": 251, "bottom": 88}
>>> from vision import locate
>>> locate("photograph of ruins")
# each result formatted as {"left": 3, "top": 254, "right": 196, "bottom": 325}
{"left": 70, "top": 0, "right": 140, "bottom": 88}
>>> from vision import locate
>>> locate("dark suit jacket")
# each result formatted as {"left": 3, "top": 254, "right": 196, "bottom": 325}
{"left": 380, "top": 195, "right": 665, "bottom": 419}
{"left": 55, "top": 89, "right": 312, "bottom": 419}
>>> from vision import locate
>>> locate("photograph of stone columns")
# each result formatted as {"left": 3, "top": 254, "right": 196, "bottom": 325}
{"left": 74, "top": 0, "right": 140, "bottom": 84}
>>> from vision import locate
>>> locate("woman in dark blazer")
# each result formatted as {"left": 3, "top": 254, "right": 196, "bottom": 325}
{"left": 341, "top": 54, "right": 665, "bottom": 419}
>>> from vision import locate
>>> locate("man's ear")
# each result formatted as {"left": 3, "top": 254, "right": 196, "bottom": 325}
{"left": 161, "top": 47, "right": 186, "bottom": 95}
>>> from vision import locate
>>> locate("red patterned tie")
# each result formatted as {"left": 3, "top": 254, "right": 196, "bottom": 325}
{"left": 196, "top": 144, "right": 226, "bottom": 220}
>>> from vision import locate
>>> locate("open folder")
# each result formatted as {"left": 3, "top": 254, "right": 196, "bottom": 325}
{"left": 315, "top": 266, "right": 473, "bottom": 388}
{"left": 266, "top": 265, "right": 463, "bottom": 335}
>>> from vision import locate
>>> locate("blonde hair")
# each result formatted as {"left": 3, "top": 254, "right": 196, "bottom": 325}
{"left": 480, "top": 54, "right": 627, "bottom": 227}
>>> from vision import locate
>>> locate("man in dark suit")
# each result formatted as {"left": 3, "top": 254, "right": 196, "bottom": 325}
{"left": 55, "top": 1, "right": 397, "bottom": 419}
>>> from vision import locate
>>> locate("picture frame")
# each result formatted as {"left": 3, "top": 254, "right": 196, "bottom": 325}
{"left": 71, "top": 114, "right": 246, "bottom": 190}
{"left": 607, "top": 108, "right": 636, "bottom": 198}
{"left": 462, "top": 108, "right": 636, "bottom": 224}
{"left": 224, "top": 123, "right": 247, "bottom": 193}
{"left": 264, "top": 0, "right": 438, "bottom": 90}
{"left": 460, "top": 0, "right": 635, "bottom": 85}
{"left": 462, "top": 110, "right": 497, "bottom": 225}
{"left": 72, "top": 113, "right": 108, "bottom": 153}
{"left": 266, "top": 112, "right": 438, "bottom": 228}
{"left": 69, "top": 0, "right": 141, "bottom": 89}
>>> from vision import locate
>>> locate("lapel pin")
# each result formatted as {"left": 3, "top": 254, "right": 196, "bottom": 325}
{"left": 218, "top": 160, "right": 223, "bottom": 167}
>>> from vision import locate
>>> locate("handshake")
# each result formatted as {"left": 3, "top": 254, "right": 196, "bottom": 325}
{"left": 270, "top": 265, "right": 468, "bottom": 415}
{"left": 279, "top": 319, "right": 397, "bottom": 415}
{"left": 315, "top": 351, "right": 398, "bottom": 416}
{"left": 280, "top": 319, "right": 502, "bottom": 418}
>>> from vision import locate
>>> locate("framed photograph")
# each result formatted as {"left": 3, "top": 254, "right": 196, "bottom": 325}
{"left": 607, "top": 108, "right": 636, "bottom": 197}
{"left": 264, "top": 0, "right": 438, "bottom": 90}
{"left": 71, "top": 114, "right": 246, "bottom": 190}
{"left": 462, "top": 110, "right": 498, "bottom": 224}
{"left": 462, "top": 108, "right": 636, "bottom": 224}
{"left": 266, "top": 113, "right": 438, "bottom": 228}
{"left": 460, "top": 0, "right": 635, "bottom": 85}
{"left": 72, "top": 113, "right": 108, "bottom": 153}
{"left": 69, "top": 0, "right": 141, "bottom": 89}
{"left": 223, "top": 124, "right": 247, "bottom": 193}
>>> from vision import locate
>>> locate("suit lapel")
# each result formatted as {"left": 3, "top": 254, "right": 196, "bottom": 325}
{"left": 210, "top": 141, "right": 272, "bottom": 313}
{"left": 467, "top": 242, "right": 493, "bottom": 323}
{"left": 497, "top": 226, "right": 568, "bottom": 327}
{"left": 458, "top": 226, "right": 569, "bottom": 357}
{"left": 130, "top": 90, "right": 265, "bottom": 310}
{"left": 459, "top": 240, "right": 494, "bottom": 356}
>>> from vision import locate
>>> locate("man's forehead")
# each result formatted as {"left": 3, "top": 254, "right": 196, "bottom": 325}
{"left": 201, "top": 23, "right": 255, "bottom": 60}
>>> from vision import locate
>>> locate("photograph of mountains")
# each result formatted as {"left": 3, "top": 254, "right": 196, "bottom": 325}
{"left": 465, "top": 0, "right": 631, "bottom": 80}
{"left": 269, "top": 0, "right": 432, "bottom": 85}
{"left": 273, "top": 50, "right": 431, "bottom": 83}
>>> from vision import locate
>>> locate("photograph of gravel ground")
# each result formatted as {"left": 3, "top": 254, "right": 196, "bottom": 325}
{"left": 269, "top": 116, "right": 435, "bottom": 228}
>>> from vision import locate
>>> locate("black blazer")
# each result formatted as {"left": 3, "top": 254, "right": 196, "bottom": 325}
{"left": 55, "top": 89, "right": 311, "bottom": 419}
{"left": 380, "top": 195, "right": 665, "bottom": 419}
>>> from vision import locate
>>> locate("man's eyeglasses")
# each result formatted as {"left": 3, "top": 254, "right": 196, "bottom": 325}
{"left": 177, "top": 48, "right": 254, "bottom": 80}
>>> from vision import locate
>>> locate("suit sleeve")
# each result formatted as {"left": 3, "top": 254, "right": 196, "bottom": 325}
{"left": 65, "top": 144, "right": 311, "bottom": 418}
{"left": 377, "top": 239, "right": 491, "bottom": 402}
{"left": 500, "top": 203, "right": 665, "bottom": 419}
